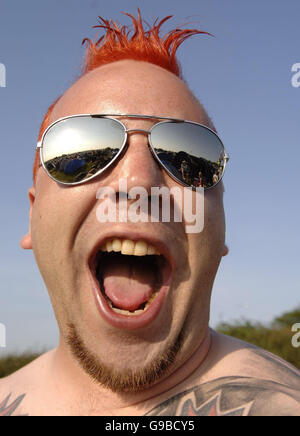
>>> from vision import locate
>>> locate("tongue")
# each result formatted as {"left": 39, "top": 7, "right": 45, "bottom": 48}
{"left": 102, "top": 256, "right": 156, "bottom": 311}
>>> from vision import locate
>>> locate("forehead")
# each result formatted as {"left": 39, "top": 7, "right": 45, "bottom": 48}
{"left": 50, "top": 60, "right": 209, "bottom": 125}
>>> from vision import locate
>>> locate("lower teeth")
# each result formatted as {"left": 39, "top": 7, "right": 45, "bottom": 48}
{"left": 105, "top": 291, "right": 159, "bottom": 316}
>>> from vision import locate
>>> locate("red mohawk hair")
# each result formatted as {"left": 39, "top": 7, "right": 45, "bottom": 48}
{"left": 82, "top": 11, "right": 209, "bottom": 78}
{"left": 33, "top": 10, "right": 210, "bottom": 183}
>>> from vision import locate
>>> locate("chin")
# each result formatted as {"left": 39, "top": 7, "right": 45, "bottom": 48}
{"left": 66, "top": 321, "right": 185, "bottom": 393}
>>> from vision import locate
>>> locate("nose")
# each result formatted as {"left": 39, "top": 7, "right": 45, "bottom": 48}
{"left": 107, "top": 128, "right": 168, "bottom": 194}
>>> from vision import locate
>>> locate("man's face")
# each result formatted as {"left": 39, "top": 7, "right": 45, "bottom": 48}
{"left": 23, "top": 60, "right": 226, "bottom": 391}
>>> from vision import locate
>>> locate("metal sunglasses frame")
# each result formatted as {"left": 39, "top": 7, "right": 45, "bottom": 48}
{"left": 37, "top": 113, "right": 230, "bottom": 190}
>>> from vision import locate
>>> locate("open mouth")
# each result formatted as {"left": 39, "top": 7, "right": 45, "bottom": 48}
{"left": 89, "top": 238, "right": 172, "bottom": 326}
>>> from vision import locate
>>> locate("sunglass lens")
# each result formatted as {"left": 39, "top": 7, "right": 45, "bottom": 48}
{"left": 41, "top": 117, "right": 125, "bottom": 183}
{"left": 151, "top": 121, "right": 225, "bottom": 188}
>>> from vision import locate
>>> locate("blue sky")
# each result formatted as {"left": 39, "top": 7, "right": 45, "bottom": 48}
{"left": 0, "top": 0, "right": 299, "bottom": 354}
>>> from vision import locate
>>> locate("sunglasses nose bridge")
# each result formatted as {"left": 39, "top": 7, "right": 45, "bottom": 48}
{"left": 124, "top": 127, "right": 153, "bottom": 154}
{"left": 115, "top": 127, "right": 167, "bottom": 191}
{"left": 125, "top": 127, "right": 151, "bottom": 136}
{"left": 125, "top": 127, "right": 163, "bottom": 168}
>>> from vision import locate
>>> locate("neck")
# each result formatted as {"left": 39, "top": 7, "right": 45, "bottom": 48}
{"left": 49, "top": 329, "right": 212, "bottom": 415}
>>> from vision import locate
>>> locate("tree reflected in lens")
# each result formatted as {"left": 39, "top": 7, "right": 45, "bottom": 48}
{"left": 45, "top": 147, "right": 120, "bottom": 183}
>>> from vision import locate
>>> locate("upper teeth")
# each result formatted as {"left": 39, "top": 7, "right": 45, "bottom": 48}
{"left": 101, "top": 239, "right": 161, "bottom": 256}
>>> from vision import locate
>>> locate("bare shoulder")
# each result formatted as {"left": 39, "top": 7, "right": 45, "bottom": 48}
{"left": 208, "top": 330, "right": 300, "bottom": 385}
{"left": 145, "top": 331, "right": 300, "bottom": 416}
{"left": 0, "top": 350, "right": 54, "bottom": 416}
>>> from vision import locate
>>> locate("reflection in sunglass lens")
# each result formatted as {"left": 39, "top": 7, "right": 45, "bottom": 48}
{"left": 150, "top": 121, "right": 225, "bottom": 188}
{"left": 42, "top": 117, "right": 125, "bottom": 183}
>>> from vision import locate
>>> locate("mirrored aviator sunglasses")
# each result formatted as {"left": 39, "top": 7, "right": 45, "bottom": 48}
{"left": 37, "top": 114, "right": 229, "bottom": 189}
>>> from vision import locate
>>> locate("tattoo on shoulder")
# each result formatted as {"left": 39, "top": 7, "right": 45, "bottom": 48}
{"left": 0, "top": 393, "right": 27, "bottom": 417}
{"left": 145, "top": 375, "right": 300, "bottom": 416}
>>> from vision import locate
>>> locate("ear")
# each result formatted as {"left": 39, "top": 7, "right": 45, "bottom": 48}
{"left": 222, "top": 244, "right": 229, "bottom": 257}
{"left": 20, "top": 186, "right": 36, "bottom": 250}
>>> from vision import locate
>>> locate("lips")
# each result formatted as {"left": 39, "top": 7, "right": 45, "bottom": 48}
{"left": 88, "top": 236, "right": 173, "bottom": 330}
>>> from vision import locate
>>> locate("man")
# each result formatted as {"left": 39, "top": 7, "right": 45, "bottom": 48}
{"left": 0, "top": 11, "right": 299, "bottom": 416}
{"left": 180, "top": 160, "right": 191, "bottom": 184}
